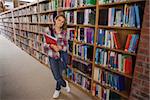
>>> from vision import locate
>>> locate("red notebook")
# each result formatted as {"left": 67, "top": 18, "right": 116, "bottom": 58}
{"left": 44, "top": 33, "right": 57, "bottom": 45}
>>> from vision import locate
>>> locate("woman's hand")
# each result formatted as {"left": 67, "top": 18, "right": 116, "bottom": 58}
{"left": 50, "top": 44, "right": 62, "bottom": 52}
{"left": 44, "top": 43, "right": 50, "bottom": 47}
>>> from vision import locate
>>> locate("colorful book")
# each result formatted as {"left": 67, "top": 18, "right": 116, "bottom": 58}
{"left": 124, "top": 34, "right": 132, "bottom": 51}
{"left": 43, "top": 33, "right": 57, "bottom": 45}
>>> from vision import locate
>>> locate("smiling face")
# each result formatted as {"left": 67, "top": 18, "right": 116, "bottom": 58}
{"left": 54, "top": 16, "right": 65, "bottom": 28}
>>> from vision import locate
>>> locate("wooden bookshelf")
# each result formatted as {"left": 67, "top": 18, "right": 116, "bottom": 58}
{"left": 0, "top": 0, "right": 146, "bottom": 100}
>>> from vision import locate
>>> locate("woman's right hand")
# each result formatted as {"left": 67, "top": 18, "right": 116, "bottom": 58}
{"left": 50, "top": 44, "right": 60, "bottom": 52}
{"left": 44, "top": 43, "right": 50, "bottom": 47}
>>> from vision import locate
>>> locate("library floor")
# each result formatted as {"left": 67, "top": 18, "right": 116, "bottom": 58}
{"left": 0, "top": 34, "right": 93, "bottom": 100}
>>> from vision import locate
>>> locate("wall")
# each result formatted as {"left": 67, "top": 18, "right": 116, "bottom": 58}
{"left": 129, "top": 0, "right": 150, "bottom": 100}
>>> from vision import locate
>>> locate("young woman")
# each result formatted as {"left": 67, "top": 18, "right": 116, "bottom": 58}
{"left": 44, "top": 14, "right": 70, "bottom": 98}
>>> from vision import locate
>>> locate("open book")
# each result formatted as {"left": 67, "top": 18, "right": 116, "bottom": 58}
{"left": 44, "top": 33, "right": 57, "bottom": 45}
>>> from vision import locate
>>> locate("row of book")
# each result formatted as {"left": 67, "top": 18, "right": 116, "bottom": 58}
{"left": 77, "top": 9, "right": 96, "bottom": 25}
{"left": 17, "top": 31, "right": 44, "bottom": 44}
{"left": 67, "top": 40, "right": 73, "bottom": 53}
{"left": 99, "top": 0, "right": 127, "bottom": 4}
{"left": 65, "top": 11, "right": 77, "bottom": 25}
{"left": 14, "top": 14, "right": 54, "bottom": 24}
{"left": 95, "top": 49, "right": 133, "bottom": 74}
{"left": 3, "top": 18, "right": 12, "bottom": 22}
{"left": 77, "top": 27, "right": 94, "bottom": 44}
{"left": 0, "top": 18, "right": 2, "bottom": 22}
{"left": 28, "top": 15, "right": 38, "bottom": 23}
{"left": 14, "top": 17, "right": 19, "bottom": 23}
{"left": 18, "top": 24, "right": 52, "bottom": 34}
{"left": 58, "top": 0, "right": 96, "bottom": 9}
{"left": 18, "top": 24, "right": 38, "bottom": 32}
{"left": 0, "top": 27, "right": 13, "bottom": 35}
{"left": 39, "top": 14, "right": 54, "bottom": 23}
{"left": 64, "top": 9, "right": 96, "bottom": 25}
{"left": 73, "top": 44, "right": 93, "bottom": 61}
{"left": 39, "top": 0, "right": 58, "bottom": 12}
{"left": 1, "top": 29, "right": 13, "bottom": 37}
{"left": 94, "top": 67, "right": 126, "bottom": 91}
{"left": 67, "top": 54, "right": 72, "bottom": 65}
{"left": 20, "top": 24, "right": 28, "bottom": 30}
{"left": 15, "top": 24, "right": 19, "bottom": 29}
{"left": 67, "top": 27, "right": 95, "bottom": 44}
{"left": 1, "top": 13, "right": 11, "bottom": 18}
{"left": 28, "top": 25, "right": 38, "bottom": 32}
{"left": 97, "top": 29, "right": 120, "bottom": 49}
{"left": 16, "top": 35, "right": 47, "bottom": 55}
{"left": 27, "top": 6, "right": 38, "bottom": 14}
{"left": 72, "top": 59, "right": 92, "bottom": 77}
{"left": 97, "top": 29, "right": 139, "bottom": 53}
{"left": 66, "top": 67, "right": 91, "bottom": 91}
{"left": 21, "top": 43, "right": 48, "bottom": 64}
{"left": 39, "top": 2, "right": 50, "bottom": 12}
{"left": 67, "top": 28, "right": 75, "bottom": 40}
{"left": 1, "top": 23, "right": 13, "bottom": 28}
{"left": 1, "top": 26, "right": 13, "bottom": 32}
{"left": 38, "top": 26, "right": 49, "bottom": 33}
{"left": 19, "top": 17, "right": 28, "bottom": 23}
{"left": 13, "top": 11, "right": 19, "bottom": 17}
{"left": 99, "top": 4, "right": 142, "bottom": 28}
{"left": 125, "top": 34, "right": 139, "bottom": 53}
{"left": 18, "top": 9, "right": 27, "bottom": 16}
{"left": 92, "top": 83, "right": 121, "bottom": 100}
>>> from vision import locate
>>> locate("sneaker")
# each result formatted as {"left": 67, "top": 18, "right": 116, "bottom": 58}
{"left": 64, "top": 80, "right": 70, "bottom": 93}
{"left": 53, "top": 90, "right": 60, "bottom": 99}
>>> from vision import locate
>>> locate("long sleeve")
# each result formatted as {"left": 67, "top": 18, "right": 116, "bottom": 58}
{"left": 62, "top": 31, "right": 68, "bottom": 52}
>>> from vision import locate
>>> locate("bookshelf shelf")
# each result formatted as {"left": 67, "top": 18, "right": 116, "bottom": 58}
{"left": 98, "top": 25, "right": 141, "bottom": 31}
{"left": 20, "top": 29, "right": 38, "bottom": 33}
{"left": 67, "top": 52, "right": 73, "bottom": 56}
{"left": 66, "top": 78, "right": 92, "bottom": 94}
{"left": 30, "top": 52, "right": 48, "bottom": 66}
{"left": 95, "top": 64, "right": 132, "bottom": 79}
{"left": 77, "top": 5, "right": 96, "bottom": 9}
{"left": 93, "top": 80, "right": 129, "bottom": 99}
{"left": 99, "top": 0, "right": 145, "bottom": 7}
{"left": 72, "top": 55, "right": 93, "bottom": 64}
{"left": 58, "top": 7, "right": 77, "bottom": 11}
{"left": 39, "top": 10, "right": 57, "bottom": 14}
{"left": 32, "top": 47, "right": 47, "bottom": 56}
{"left": 74, "top": 41, "right": 94, "bottom": 46}
{"left": 19, "top": 22, "right": 28, "bottom": 24}
{"left": 67, "top": 24, "right": 77, "bottom": 27}
{"left": 73, "top": 68, "right": 92, "bottom": 80}
{"left": 38, "top": 22, "right": 53, "bottom": 25}
{"left": 3, "top": 22, "right": 12, "bottom": 23}
{"left": 97, "top": 45, "right": 137, "bottom": 56}
{"left": 26, "top": 13, "right": 38, "bottom": 16}
{"left": 38, "top": 0, "right": 49, "bottom": 4}
{"left": 17, "top": 14, "right": 26, "bottom": 17}
{"left": 77, "top": 24, "right": 95, "bottom": 28}
{"left": 27, "top": 22, "right": 38, "bottom": 24}
{"left": 58, "top": 5, "right": 96, "bottom": 11}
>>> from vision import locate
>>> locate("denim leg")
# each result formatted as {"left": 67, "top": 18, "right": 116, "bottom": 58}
{"left": 58, "top": 60, "right": 66, "bottom": 87}
{"left": 49, "top": 57, "right": 66, "bottom": 90}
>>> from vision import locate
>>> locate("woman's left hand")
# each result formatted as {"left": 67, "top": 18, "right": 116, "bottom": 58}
{"left": 51, "top": 44, "right": 62, "bottom": 52}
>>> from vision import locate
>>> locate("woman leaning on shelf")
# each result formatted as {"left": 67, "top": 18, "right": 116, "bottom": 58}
{"left": 44, "top": 14, "right": 70, "bottom": 99}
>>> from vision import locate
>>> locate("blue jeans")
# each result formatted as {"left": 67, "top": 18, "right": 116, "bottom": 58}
{"left": 48, "top": 57, "right": 66, "bottom": 90}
